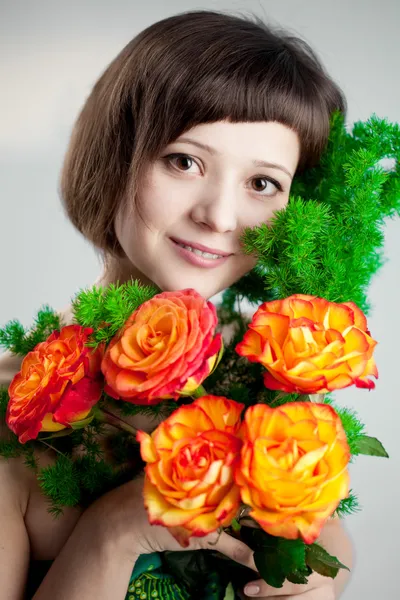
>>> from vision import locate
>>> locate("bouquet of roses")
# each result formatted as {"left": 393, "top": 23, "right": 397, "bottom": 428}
{"left": 0, "top": 283, "right": 387, "bottom": 592}
{"left": 0, "top": 111, "right": 398, "bottom": 598}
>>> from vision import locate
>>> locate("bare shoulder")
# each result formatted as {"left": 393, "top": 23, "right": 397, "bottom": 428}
{"left": 0, "top": 299, "right": 89, "bottom": 590}
{"left": 0, "top": 451, "right": 31, "bottom": 599}
{"left": 0, "top": 446, "right": 81, "bottom": 599}
{"left": 0, "top": 308, "right": 80, "bottom": 561}
{"left": 0, "top": 443, "right": 82, "bottom": 561}
{"left": 0, "top": 439, "right": 31, "bottom": 514}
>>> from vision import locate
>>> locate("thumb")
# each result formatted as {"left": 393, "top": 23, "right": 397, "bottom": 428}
{"left": 197, "top": 530, "right": 258, "bottom": 572}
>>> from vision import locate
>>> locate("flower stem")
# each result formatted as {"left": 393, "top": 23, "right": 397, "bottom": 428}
{"left": 40, "top": 440, "right": 67, "bottom": 457}
{"left": 192, "top": 385, "right": 207, "bottom": 399}
{"left": 39, "top": 430, "right": 73, "bottom": 441}
{"left": 94, "top": 406, "right": 138, "bottom": 438}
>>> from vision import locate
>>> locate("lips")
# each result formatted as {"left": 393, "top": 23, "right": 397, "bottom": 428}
{"left": 170, "top": 237, "right": 233, "bottom": 257}
{"left": 170, "top": 238, "right": 231, "bottom": 269}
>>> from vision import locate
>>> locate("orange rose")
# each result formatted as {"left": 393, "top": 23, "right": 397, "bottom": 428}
{"left": 236, "top": 294, "right": 378, "bottom": 394}
{"left": 6, "top": 325, "right": 104, "bottom": 443}
{"left": 102, "top": 289, "right": 222, "bottom": 404}
{"left": 236, "top": 402, "right": 350, "bottom": 544}
{"left": 137, "top": 395, "right": 244, "bottom": 546}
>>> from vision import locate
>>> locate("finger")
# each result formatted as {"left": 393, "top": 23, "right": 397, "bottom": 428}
{"left": 243, "top": 580, "right": 335, "bottom": 600}
{"left": 243, "top": 573, "right": 332, "bottom": 597}
{"left": 200, "top": 530, "right": 257, "bottom": 572}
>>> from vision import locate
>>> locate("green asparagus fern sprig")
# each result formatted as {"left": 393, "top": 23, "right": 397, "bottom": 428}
{"left": 72, "top": 279, "right": 159, "bottom": 347}
{"left": 234, "top": 112, "right": 400, "bottom": 314}
{"left": 0, "top": 307, "right": 61, "bottom": 355}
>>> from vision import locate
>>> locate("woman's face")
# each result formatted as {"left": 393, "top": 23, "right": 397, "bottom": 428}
{"left": 115, "top": 120, "right": 300, "bottom": 299}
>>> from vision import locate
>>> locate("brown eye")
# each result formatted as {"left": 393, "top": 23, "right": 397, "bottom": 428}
{"left": 166, "top": 154, "right": 196, "bottom": 171}
{"left": 175, "top": 156, "right": 193, "bottom": 170}
{"left": 252, "top": 178, "right": 268, "bottom": 192}
{"left": 251, "top": 176, "right": 283, "bottom": 196}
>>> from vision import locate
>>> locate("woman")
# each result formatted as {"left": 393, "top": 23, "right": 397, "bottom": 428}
{"left": 0, "top": 10, "right": 352, "bottom": 599}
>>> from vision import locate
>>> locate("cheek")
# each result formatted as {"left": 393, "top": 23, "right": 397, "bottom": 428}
{"left": 243, "top": 195, "right": 289, "bottom": 229}
{"left": 139, "top": 186, "right": 195, "bottom": 233}
{"left": 116, "top": 191, "right": 172, "bottom": 247}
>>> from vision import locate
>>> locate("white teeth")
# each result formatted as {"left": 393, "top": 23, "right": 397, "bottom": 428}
{"left": 178, "top": 243, "right": 222, "bottom": 259}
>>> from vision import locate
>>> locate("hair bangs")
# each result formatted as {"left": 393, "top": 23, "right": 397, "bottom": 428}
{"left": 61, "top": 10, "right": 346, "bottom": 256}
{"left": 131, "top": 16, "right": 341, "bottom": 178}
{"left": 151, "top": 56, "right": 331, "bottom": 173}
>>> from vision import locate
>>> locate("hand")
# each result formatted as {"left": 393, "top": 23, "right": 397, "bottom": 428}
{"left": 88, "top": 475, "right": 257, "bottom": 572}
{"left": 241, "top": 517, "right": 352, "bottom": 599}
{"left": 241, "top": 572, "right": 335, "bottom": 599}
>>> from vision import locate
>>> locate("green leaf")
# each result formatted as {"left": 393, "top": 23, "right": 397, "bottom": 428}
{"left": 162, "top": 550, "right": 218, "bottom": 595}
{"left": 353, "top": 435, "right": 389, "bottom": 457}
{"left": 223, "top": 582, "right": 235, "bottom": 600}
{"left": 241, "top": 528, "right": 307, "bottom": 588}
{"left": 286, "top": 566, "right": 312, "bottom": 584}
{"left": 70, "top": 414, "right": 95, "bottom": 429}
{"left": 254, "top": 550, "right": 284, "bottom": 587}
{"left": 306, "top": 543, "right": 349, "bottom": 579}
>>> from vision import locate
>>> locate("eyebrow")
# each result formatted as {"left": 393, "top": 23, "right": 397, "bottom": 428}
{"left": 176, "top": 137, "right": 294, "bottom": 180}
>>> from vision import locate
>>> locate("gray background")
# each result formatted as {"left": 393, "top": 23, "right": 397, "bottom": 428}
{"left": 0, "top": 1, "right": 399, "bottom": 598}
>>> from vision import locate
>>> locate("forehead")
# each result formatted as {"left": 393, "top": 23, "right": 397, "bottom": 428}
{"left": 171, "top": 120, "right": 300, "bottom": 174}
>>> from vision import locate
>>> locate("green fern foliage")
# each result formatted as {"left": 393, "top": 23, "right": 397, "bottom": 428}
{"left": 0, "top": 306, "right": 61, "bottom": 355}
{"left": 37, "top": 455, "right": 81, "bottom": 516}
{"left": 335, "top": 491, "right": 361, "bottom": 518}
{"left": 0, "top": 112, "right": 398, "bottom": 519}
{"left": 0, "top": 386, "right": 9, "bottom": 420}
{"left": 72, "top": 279, "right": 159, "bottom": 346}
{"left": 235, "top": 112, "right": 400, "bottom": 314}
{"left": 323, "top": 395, "right": 367, "bottom": 458}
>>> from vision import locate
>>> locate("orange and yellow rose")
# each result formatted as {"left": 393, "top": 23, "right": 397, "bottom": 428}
{"left": 236, "top": 402, "right": 350, "bottom": 544}
{"left": 236, "top": 294, "right": 378, "bottom": 394}
{"left": 137, "top": 395, "right": 244, "bottom": 546}
{"left": 102, "top": 289, "right": 222, "bottom": 404}
{"left": 6, "top": 325, "right": 104, "bottom": 443}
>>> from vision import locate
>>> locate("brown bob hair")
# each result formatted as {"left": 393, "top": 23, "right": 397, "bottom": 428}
{"left": 60, "top": 10, "right": 346, "bottom": 257}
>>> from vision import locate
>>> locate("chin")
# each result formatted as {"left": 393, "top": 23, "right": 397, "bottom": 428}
{"left": 155, "top": 273, "right": 227, "bottom": 300}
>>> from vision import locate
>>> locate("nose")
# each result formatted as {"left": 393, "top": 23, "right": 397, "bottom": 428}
{"left": 190, "top": 180, "right": 238, "bottom": 233}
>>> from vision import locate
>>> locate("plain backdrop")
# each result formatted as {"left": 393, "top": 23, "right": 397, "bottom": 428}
{"left": 0, "top": 1, "right": 399, "bottom": 598}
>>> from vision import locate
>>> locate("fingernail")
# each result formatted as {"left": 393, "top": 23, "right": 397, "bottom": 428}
{"left": 244, "top": 584, "right": 260, "bottom": 596}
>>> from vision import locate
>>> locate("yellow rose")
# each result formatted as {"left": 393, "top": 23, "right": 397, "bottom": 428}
{"left": 236, "top": 294, "right": 377, "bottom": 394}
{"left": 137, "top": 395, "right": 244, "bottom": 546}
{"left": 236, "top": 402, "right": 350, "bottom": 544}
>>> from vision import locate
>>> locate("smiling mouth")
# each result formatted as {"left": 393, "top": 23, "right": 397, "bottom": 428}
{"left": 174, "top": 241, "right": 224, "bottom": 260}
{"left": 170, "top": 236, "right": 233, "bottom": 260}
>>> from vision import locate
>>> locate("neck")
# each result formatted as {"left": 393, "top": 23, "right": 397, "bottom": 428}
{"left": 99, "top": 255, "right": 154, "bottom": 289}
